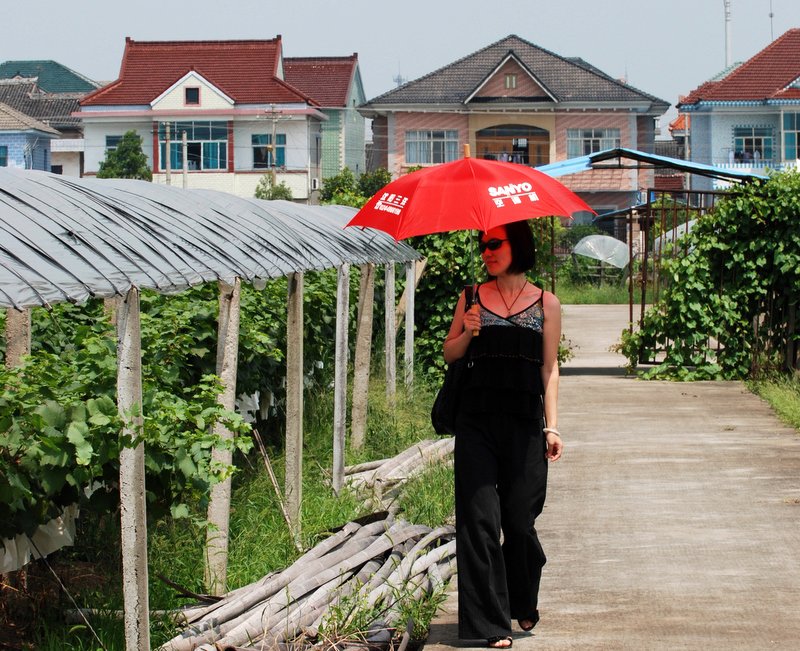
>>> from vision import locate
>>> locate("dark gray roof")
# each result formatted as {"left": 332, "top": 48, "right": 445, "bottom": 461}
{"left": 0, "top": 169, "right": 420, "bottom": 309}
{"left": 0, "top": 79, "right": 83, "bottom": 131}
{"left": 363, "top": 34, "right": 668, "bottom": 110}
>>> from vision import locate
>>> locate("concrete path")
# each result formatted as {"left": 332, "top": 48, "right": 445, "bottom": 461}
{"left": 424, "top": 304, "right": 800, "bottom": 651}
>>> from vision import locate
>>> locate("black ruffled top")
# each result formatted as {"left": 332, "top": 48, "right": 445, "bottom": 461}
{"left": 459, "top": 287, "right": 545, "bottom": 418}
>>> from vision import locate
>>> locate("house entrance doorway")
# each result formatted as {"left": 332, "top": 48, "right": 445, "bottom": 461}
{"left": 475, "top": 124, "right": 550, "bottom": 166}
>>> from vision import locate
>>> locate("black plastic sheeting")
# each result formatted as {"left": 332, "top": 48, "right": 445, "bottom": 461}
{"left": 0, "top": 169, "right": 421, "bottom": 309}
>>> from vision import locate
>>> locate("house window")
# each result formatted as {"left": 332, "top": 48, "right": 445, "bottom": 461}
{"left": 733, "top": 126, "right": 772, "bottom": 162}
{"left": 0, "top": 146, "right": 7, "bottom": 167}
{"left": 105, "top": 135, "right": 123, "bottom": 152}
{"left": 405, "top": 130, "right": 459, "bottom": 165}
{"left": 185, "top": 87, "right": 200, "bottom": 105}
{"left": 783, "top": 113, "right": 800, "bottom": 161}
{"left": 505, "top": 74, "right": 517, "bottom": 90}
{"left": 567, "top": 128, "right": 620, "bottom": 158}
{"left": 252, "top": 133, "right": 286, "bottom": 168}
{"left": 158, "top": 121, "right": 228, "bottom": 171}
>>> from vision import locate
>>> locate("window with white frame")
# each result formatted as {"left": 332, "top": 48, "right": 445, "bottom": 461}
{"left": 566, "top": 128, "right": 620, "bottom": 158}
{"left": 783, "top": 113, "right": 800, "bottom": 161}
{"left": 405, "top": 130, "right": 459, "bottom": 165}
{"left": 252, "top": 133, "right": 286, "bottom": 168}
{"left": 505, "top": 74, "right": 517, "bottom": 90}
{"left": 733, "top": 126, "right": 772, "bottom": 162}
{"left": 158, "top": 121, "right": 228, "bottom": 171}
{"left": 0, "top": 145, "right": 7, "bottom": 167}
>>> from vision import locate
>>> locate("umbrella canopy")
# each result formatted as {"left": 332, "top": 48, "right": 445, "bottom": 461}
{"left": 346, "top": 156, "right": 594, "bottom": 240}
{"left": 573, "top": 234, "right": 630, "bottom": 269}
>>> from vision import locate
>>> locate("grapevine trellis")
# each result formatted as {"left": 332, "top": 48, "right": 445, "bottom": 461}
{"left": 0, "top": 168, "right": 423, "bottom": 651}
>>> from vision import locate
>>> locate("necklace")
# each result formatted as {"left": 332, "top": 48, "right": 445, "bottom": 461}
{"left": 496, "top": 279, "right": 528, "bottom": 314}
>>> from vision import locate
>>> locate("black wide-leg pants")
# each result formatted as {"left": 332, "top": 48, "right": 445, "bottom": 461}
{"left": 454, "top": 411, "right": 548, "bottom": 640}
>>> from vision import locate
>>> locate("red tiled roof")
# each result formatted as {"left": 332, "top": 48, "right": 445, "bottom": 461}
{"left": 669, "top": 113, "right": 689, "bottom": 133}
{"left": 679, "top": 28, "right": 800, "bottom": 105}
{"left": 81, "top": 37, "right": 317, "bottom": 106}
{"left": 284, "top": 55, "right": 358, "bottom": 107}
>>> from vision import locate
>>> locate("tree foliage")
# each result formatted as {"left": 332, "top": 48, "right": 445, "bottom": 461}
{"left": 319, "top": 167, "right": 391, "bottom": 205}
{"left": 96, "top": 130, "right": 152, "bottom": 181}
{"left": 0, "top": 302, "right": 251, "bottom": 539}
{"left": 254, "top": 174, "right": 294, "bottom": 200}
{"left": 620, "top": 171, "right": 800, "bottom": 379}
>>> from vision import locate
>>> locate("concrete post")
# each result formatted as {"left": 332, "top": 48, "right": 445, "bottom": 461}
{"left": 384, "top": 263, "right": 396, "bottom": 403}
{"left": 4, "top": 308, "right": 31, "bottom": 368}
{"left": 205, "top": 278, "right": 241, "bottom": 595}
{"left": 285, "top": 272, "right": 304, "bottom": 543}
{"left": 116, "top": 288, "right": 150, "bottom": 651}
{"left": 332, "top": 264, "right": 350, "bottom": 494}
{"left": 404, "top": 261, "right": 416, "bottom": 392}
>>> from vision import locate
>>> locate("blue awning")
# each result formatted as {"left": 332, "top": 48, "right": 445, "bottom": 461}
{"left": 537, "top": 147, "right": 767, "bottom": 182}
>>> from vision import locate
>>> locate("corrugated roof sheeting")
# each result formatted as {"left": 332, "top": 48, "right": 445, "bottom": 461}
{"left": 536, "top": 147, "right": 768, "bottom": 182}
{"left": 0, "top": 169, "right": 421, "bottom": 310}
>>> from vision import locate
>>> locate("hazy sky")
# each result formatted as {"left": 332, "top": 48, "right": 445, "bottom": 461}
{"left": 4, "top": 0, "right": 798, "bottom": 123}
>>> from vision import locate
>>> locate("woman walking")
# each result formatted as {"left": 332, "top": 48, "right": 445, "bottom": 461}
{"left": 443, "top": 220, "right": 563, "bottom": 648}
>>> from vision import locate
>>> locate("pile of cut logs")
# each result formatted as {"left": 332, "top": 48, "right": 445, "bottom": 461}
{"left": 160, "top": 513, "right": 456, "bottom": 651}
{"left": 344, "top": 438, "right": 454, "bottom": 509}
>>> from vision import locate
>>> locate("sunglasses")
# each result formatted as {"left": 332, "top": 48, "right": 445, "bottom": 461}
{"left": 478, "top": 238, "right": 508, "bottom": 253}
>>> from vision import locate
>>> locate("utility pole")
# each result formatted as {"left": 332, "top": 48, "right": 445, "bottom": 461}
{"left": 266, "top": 104, "right": 280, "bottom": 188}
{"left": 165, "top": 123, "right": 171, "bottom": 186}
{"left": 182, "top": 130, "right": 188, "bottom": 189}
{"left": 723, "top": 0, "right": 733, "bottom": 68}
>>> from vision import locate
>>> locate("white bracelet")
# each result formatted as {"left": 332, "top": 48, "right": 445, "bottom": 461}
{"left": 543, "top": 427, "right": 561, "bottom": 437}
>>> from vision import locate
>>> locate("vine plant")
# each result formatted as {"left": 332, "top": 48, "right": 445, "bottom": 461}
{"left": 619, "top": 170, "right": 800, "bottom": 380}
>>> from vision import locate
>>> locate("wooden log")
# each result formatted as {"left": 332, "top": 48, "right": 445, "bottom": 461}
{"left": 351, "top": 264, "right": 375, "bottom": 450}
{"left": 344, "top": 458, "right": 389, "bottom": 475}
{"left": 217, "top": 522, "right": 430, "bottom": 648}
{"left": 174, "top": 522, "right": 362, "bottom": 631}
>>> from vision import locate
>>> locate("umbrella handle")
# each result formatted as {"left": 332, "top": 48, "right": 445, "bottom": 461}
{"left": 464, "top": 284, "right": 479, "bottom": 338}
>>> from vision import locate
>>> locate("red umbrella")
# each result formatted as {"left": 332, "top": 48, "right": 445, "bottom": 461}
{"left": 346, "top": 153, "right": 594, "bottom": 240}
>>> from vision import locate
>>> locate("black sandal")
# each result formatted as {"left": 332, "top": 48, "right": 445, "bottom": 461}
{"left": 487, "top": 636, "right": 513, "bottom": 648}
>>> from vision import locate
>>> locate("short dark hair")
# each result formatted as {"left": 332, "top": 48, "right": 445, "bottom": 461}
{"left": 480, "top": 221, "right": 536, "bottom": 274}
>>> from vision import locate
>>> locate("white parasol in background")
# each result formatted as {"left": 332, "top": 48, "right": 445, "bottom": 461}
{"left": 572, "top": 234, "right": 630, "bottom": 269}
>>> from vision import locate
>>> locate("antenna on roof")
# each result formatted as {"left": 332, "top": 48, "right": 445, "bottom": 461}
{"left": 769, "top": 0, "right": 774, "bottom": 41}
{"left": 393, "top": 66, "right": 407, "bottom": 88}
{"left": 723, "top": 0, "right": 733, "bottom": 68}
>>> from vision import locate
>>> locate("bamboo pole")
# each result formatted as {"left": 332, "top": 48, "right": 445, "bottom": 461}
{"left": 205, "top": 278, "right": 242, "bottom": 595}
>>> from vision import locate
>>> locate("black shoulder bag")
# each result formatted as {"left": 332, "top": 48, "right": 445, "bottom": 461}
{"left": 431, "top": 285, "right": 474, "bottom": 436}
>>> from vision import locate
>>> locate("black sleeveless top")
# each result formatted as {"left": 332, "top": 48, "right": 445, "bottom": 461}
{"left": 459, "top": 285, "right": 545, "bottom": 419}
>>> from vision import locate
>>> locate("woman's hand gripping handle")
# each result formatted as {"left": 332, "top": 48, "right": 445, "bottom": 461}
{"left": 464, "top": 284, "right": 480, "bottom": 337}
